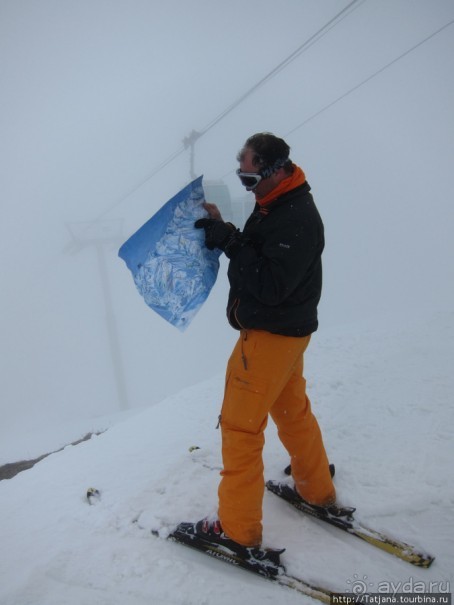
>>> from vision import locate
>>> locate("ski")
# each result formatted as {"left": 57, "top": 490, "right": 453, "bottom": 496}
{"left": 266, "top": 480, "right": 435, "bottom": 568}
{"left": 152, "top": 523, "right": 334, "bottom": 603}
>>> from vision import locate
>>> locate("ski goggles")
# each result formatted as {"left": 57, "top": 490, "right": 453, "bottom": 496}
{"left": 236, "top": 158, "right": 289, "bottom": 191}
{"left": 236, "top": 169, "right": 263, "bottom": 191}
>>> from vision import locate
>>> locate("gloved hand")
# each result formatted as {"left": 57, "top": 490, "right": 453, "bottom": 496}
{"left": 194, "top": 218, "right": 237, "bottom": 252}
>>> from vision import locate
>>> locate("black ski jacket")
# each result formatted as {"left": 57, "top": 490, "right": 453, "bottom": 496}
{"left": 226, "top": 181, "right": 324, "bottom": 337}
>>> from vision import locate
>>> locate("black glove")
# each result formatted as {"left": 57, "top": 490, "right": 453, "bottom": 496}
{"left": 194, "top": 218, "right": 237, "bottom": 252}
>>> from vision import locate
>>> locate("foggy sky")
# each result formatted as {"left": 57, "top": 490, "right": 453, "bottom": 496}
{"left": 1, "top": 0, "right": 454, "bottom": 458}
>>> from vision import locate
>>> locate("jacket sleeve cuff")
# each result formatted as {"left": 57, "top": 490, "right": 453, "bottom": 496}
{"left": 223, "top": 232, "right": 242, "bottom": 258}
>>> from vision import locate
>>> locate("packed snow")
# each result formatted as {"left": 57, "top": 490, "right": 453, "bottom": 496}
{"left": 1, "top": 309, "right": 453, "bottom": 605}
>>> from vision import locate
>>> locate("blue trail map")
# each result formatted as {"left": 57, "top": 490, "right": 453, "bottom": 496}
{"left": 118, "top": 176, "right": 220, "bottom": 331}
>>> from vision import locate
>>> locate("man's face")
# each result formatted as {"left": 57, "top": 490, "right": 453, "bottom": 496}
{"left": 239, "top": 147, "right": 283, "bottom": 199}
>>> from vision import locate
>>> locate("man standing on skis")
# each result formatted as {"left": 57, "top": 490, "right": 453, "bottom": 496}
{"left": 194, "top": 132, "right": 335, "bottom": 552}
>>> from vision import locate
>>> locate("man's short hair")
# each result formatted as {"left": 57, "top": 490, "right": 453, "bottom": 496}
{"left": 237, "top": 132, "right": 293, "bottom": 175}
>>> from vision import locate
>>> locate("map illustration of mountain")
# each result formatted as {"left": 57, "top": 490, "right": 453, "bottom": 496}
{"left": 118, "top": 176, "right": 221, "bottom": 331}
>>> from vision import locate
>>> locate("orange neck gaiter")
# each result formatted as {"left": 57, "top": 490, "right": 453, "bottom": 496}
{"left": 256, "top": 164, "right": 306, "bottom": 207}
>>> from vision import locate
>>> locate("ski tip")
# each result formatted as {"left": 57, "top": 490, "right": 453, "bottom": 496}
{"left": 418, "top": 553, "right": 436, "bottom": 568}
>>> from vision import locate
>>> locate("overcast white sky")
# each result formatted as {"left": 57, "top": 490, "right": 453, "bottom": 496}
{"left": 1, "top": 0, "right": 453, "bottom": 455}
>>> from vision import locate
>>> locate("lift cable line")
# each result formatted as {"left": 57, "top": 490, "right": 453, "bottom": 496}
{"left": 93, "top": 0, "right": 366, "bottom": 222}
{"left": 197, "top": 0, "right": 366, "bottom": 138}
{"left": 218, "top": 14, "right": 454, "bottom": 182}
{"left": 285, "top": 16, "right": 454, "bottom": 138}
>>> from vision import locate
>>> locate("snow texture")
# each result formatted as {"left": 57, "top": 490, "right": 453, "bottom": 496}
{"left": 118, "top": 176, "right": 221, "bottom": 331}
{"left": 0, "top": 310, "right": 453, "bottom": 605}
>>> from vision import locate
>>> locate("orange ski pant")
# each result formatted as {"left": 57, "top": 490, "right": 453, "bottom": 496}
{"left": 218, "top": 329, "right": 335, "bottom": 547}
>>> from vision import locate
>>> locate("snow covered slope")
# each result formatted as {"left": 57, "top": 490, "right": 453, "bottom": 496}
{"left": 1, "top": 311, "right": 453, "bottom": 605}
